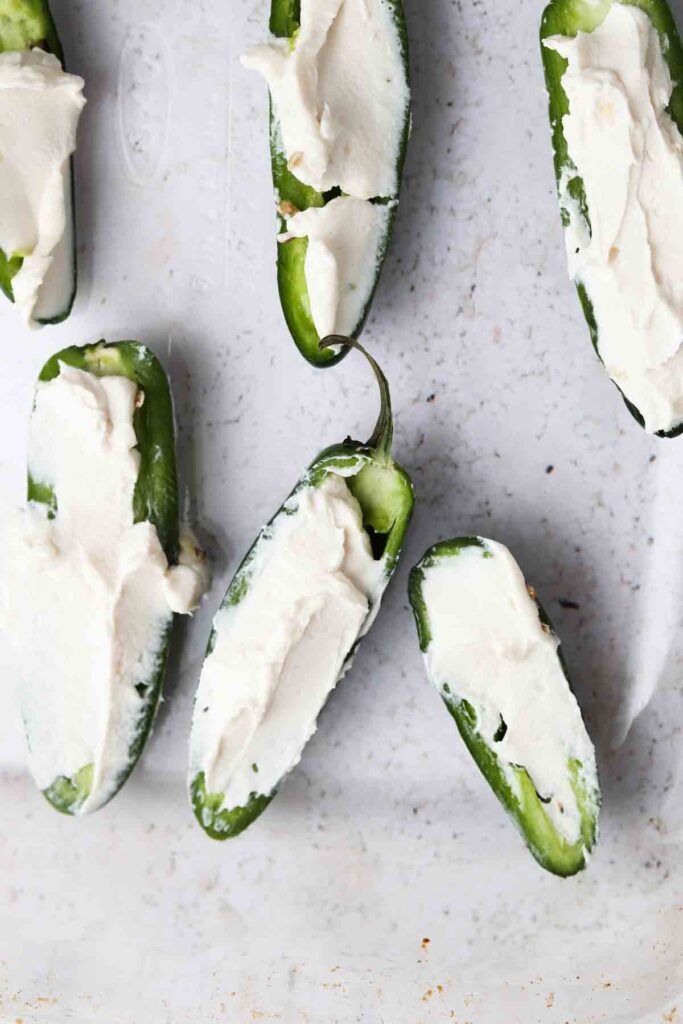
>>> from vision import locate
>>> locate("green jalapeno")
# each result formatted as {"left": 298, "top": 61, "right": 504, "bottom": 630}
{"left": 190, "top": 337, "right": 414, "bottom": 838}
{"left": 258, "top": 0, "right": 410, "bottom": 367}
{"left": 409, "top": 537, "right": 600, "bottom": 877}
{"left": 25, "top": 340, "right": 180, "bottom": 814}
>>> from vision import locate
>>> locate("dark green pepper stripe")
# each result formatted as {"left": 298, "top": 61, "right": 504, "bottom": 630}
{"left": 269, "top": 0, "right": 300, "bottom": 36}
{"left": 268, "top": 0, "right": 410, "bottom": 367}
{"left": 540, "top": 0, "right": 683, "bottom": 437}
{"left": 0, "top": 0, "right": 76, "bottom": 324}
{"left": 409, "top": 537, "right": 600, "bottom": 877}
{"left": 29, "top": 340, "right": 179, "bottom": 815}
{"left": 190, "top": 337, "right": 414, "bottom": 839}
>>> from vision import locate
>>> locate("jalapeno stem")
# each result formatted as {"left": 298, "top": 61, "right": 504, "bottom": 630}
{"left": 320, "top": 335, "right": 394, "bottom": 458}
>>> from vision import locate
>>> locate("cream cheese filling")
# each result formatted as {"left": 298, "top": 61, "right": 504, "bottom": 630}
{"left": 190, "top": 472, "right": 385, "bottom": 811}
{"left": 545, "top": 3, "right": 683, "bottom": 433}
{"left": 0, "top": 48, "right": 85, "bottom": 327}
{"left": 420, "top": 540, "right": 597, "bottom": 845}
{"left": 242, "top": 0, "right": 407, "bottom": 198}
{"left": 6, "top": 364, "right": 208, "bottom": 813}
{"left": 242, "top": 0, "right": 408, "bottom": 337}
{"left": 279, "top": 196, "right": 392, "bottom": 338}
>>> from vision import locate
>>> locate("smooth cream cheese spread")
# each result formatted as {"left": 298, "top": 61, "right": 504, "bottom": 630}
{"left": 6, "top": 364, "right": 208, "bottom": 813}
{"left": 0, "top": 48, "right": 85, "bottom": 327}
{"left": 242, "top": 0, "right": 408, "bottom": 337}
{"left": 242, "top": 0, "right": 407, "bottom": 198}
{"left": 545, "top": 4, "right": 683, "bottom": 434}
{"left": 279, "top": 196, "right": 392, "bottom": 338}
{"left": 189, "top": 471, "right": 385, "bottom": 810}
{"left": 420, "top": 540, "right": 597, "bottom": 845}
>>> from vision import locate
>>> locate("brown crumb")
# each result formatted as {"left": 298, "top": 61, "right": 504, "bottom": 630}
{"left": 663, "top": 1009, "right": 677, "bottom": 1022}
{"left": 278, "top": 199, "right": 299, "bottom": 218}
{"left": 421, "top": 937, "right": 431, "bottom": 949}
{"left": 288, "top": 151, "right": 304, "bottom": 170}
{"left": 527, "top": 584, "right": 537, "bottom": 600}
{"left": 546, "top": 993, "right": 555, "bottom": 1009}
{"left": 422, "top": 989, "right": 433, "bottom": 1002}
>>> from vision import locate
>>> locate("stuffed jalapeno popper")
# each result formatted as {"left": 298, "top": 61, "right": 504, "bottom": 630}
{"left": 0, "top": 0, "right": 85, "bottom": 326}
{"left": 8, "top": 341, "right": 208, "bottom": 814}
{"left": 190, "top": 338, "right": 414, "bottom": 838}
{"left": 541, "top": 0, "right": 683, "bottom": 435}
{"left": 409, "top": 538, "right": 600, "bottom": 876}
{"left": 242, "top": 0, "right": 410, "bottom": 366}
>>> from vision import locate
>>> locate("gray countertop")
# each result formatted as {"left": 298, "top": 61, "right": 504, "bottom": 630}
{"left": 0, "top": 0, "right": 681, "bottom": 1020}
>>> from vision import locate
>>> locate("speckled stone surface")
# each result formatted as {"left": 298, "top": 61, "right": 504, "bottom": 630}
{"left": 0, "top": 0, "right": 682, "bottom": 1020}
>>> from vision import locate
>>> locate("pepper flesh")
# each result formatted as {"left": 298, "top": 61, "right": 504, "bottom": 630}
{"left": 540, "top": 0, "right": 683, "bottom": 436}
{"left": 29, "top": 340, "right": 180, "bottom": 814}
{"left": 408, "top": 537, "right": 600, "bottom": 877}
{"left": 190, "top": 338, "right": 414, "bottom": 839}
{"left": 267, "top": 0, "right": 410, "bottom": 367}
{"left": 0, "top": 0, "right": 76, "bottom": 325}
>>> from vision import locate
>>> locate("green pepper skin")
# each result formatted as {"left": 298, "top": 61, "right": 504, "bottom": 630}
{"left": 0, "top": 0, "right": 76, "bottom": 325}
{"left": 269, "top": 0, "right": 301, "bottom": 36}
{"left": 268, "top": 0, "right": 410, "bottom": 367}
{"left": 0, "top": 0, "right": 61, "bottom": 57}
{"left": 191, "top": 339, "right": 414, "bottom": 839}
{"left": 540, "top": 0, "right": 683, "bottom": 437}
{"left": 409, "top": 537, "right": 600, "bottom": 877}
{"left": 29, "top": 340, "right": 179, "bottom": 814}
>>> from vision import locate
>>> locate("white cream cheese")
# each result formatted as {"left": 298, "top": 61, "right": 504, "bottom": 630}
{"left": 242, "top": 0, "right": 408, "bottom": 337}
{"left": 6, "top": 364, "right": 207, "bottom": 813}
{"left": 0, "top": 48, "right": 85, "bottom": 327}
{"left": 545, "top": 4, "right": 683, "bottom": 434}
{"left": 420, "top": 540, "right": 597, "bottom": 845}
{"left": 164, "top": 527, "right": 212, "bottom": 615}
{"left": 242, "top": 0, "right": 408, "bottom": 199}
{"left": 280, "top": 196, "right": 392, "bottom": 338}
{"left": 189, "top": 471, "right": 385, "bottom": 811}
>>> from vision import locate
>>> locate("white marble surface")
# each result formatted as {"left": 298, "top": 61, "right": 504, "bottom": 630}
{"left": 1, "top": 0, "right": 683, "bottom": 1020}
